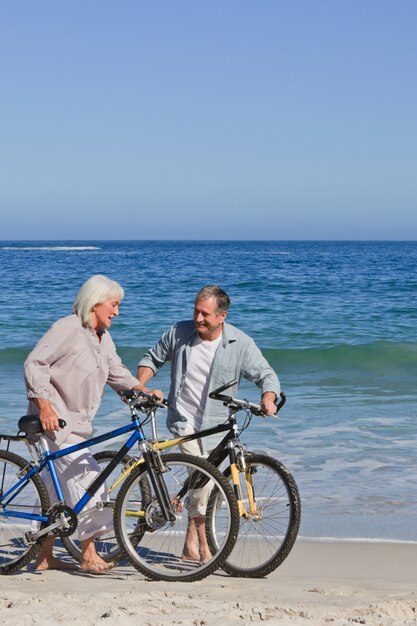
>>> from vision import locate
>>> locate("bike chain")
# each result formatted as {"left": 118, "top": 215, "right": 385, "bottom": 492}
{"left": 48, "top": 503, "right": 78, "bottom": 537}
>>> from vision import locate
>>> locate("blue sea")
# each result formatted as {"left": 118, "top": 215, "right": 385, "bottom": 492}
{"left": 0, "top": 240, "right": 416, "bottom": 543}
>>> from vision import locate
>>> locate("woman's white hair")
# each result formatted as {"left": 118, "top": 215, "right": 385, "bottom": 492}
{"left": 73, "top": 275, "right": 124, "bottom": 326}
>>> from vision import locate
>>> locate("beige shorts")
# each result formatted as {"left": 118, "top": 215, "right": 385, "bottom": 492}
{"left": 178, "top": 426, "right": 212, "bottom": 518}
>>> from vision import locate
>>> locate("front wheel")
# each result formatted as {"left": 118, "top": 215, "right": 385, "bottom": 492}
{"left": 207, "top": 453, "right": 301, "bottom": 578}
{"left": 0, "top": 450, "right": 50, "bottom": 574}
{"left": 114, "top": 452, "right": 239, "bottom": 582}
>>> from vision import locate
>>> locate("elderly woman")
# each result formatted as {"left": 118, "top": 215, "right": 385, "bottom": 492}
{"left": 24, "top": 274, "right": 161, "bottom": 574}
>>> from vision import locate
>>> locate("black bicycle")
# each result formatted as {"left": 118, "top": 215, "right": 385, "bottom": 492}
{"left": 89, "top": 381, "right": 301, "bottom": 578}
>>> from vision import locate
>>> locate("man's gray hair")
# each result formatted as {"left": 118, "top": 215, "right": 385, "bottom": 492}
{"left": 195, "top": 285, "right": 230, "bottom": 314}
{"left": 73, "top": 275, "right": 124, "bottom": 326}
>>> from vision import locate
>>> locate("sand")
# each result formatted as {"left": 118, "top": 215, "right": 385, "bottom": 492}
{"left": 0, "top": 541, "right": 416, "bottom": 625}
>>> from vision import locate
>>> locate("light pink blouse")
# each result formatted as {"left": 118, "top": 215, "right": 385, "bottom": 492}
{"left": 24, "top": 314, "right": 138, "bottom": 445}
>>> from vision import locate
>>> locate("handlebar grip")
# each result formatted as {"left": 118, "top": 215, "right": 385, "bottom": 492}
{"left": 153, "top": 396, "right": 169, "bottom": 407}
{"left": 275, "top": 392, "right": 286, "bottom": 412}
{"left": 118, "top": 389, "right": 135, "bottom": 399}
{"left": 119, "top": 388, "right": 168, "bottom": 407}
{"left": 209, "top": 392, "right": 233, "bottom": 403}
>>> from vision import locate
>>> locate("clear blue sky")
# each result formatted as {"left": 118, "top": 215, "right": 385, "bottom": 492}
{"left": 1, "top": 1, "right": 416, "bottom": 240}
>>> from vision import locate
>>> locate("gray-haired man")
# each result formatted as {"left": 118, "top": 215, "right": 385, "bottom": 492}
{"left": 137, "top": 285, "right": 280, "bottom": 562}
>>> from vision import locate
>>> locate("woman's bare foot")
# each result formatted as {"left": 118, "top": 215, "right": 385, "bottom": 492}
{"left": 79, "top": 560, "right": 117, "bottom": 574}
{"left": 34, "top": 536, "right": 76, "bottom": 571}
{"left": 79, "top": 536, "right": 117, "bottom": 574}
{"left": 35, "top": 556, "right": 77, "bottom": 571}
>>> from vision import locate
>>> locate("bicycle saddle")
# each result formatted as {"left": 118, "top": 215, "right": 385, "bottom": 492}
{"left": 18, "top": 415, "right": 67, "bottom": 434}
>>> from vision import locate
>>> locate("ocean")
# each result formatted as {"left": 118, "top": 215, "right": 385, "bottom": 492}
{"left": 0, "top": 240, "right": 416, "bottom": 542}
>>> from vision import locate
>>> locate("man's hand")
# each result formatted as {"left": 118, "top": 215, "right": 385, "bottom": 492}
{"left": 149, "top": 388, "right": 164, "bottom": 402}
{"left": 132, "top": 382, "right": 164, "bottom": 403}
{"left": 134, "top": 366, "right": 164, "bottom": 402}
{"left": 260, "top": 392, "right": 278, "bottom": 416}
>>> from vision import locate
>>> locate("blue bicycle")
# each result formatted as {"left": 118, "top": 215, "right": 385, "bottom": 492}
{"left": 0, "top": 392, "right": 239, "bottom": 582}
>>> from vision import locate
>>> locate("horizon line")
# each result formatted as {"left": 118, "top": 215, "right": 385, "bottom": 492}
{"left": 2, "top": 238, "right": 417, "bottom": 243}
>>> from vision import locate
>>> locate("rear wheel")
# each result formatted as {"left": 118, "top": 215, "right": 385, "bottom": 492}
{"left": 207, "top": 453, "right": 301, "bottom": 577}
{"left": 0, "top": 450, "right": 50, "bottom": 574}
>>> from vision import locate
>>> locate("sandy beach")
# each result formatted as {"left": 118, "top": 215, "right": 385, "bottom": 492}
{"left": 1, "top": 541, "right": 416, "bottom": 625}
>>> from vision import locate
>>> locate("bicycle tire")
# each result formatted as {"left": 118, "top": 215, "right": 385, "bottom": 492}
{"left": 0, "top": 450, "right": 50, "bottom": 574}
{"left": 62, "top": 450, "right": 149, "bottom": 563}
{"left": 207, "top": 453, "right": 301, "bottom": 578}
{"left": 114, "top": 452, "right": 239, "bottom": 582}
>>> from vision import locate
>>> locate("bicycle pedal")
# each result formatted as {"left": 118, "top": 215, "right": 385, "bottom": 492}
{"left": 24, "top": 530, "right": 37, "bottom": 545}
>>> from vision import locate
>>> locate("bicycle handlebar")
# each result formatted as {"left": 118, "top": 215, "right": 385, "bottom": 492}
{"left": 119, "top": 381, "right": 285, "bottom": 416}
{"left": 118, "top": 389, "right": 168, "bottom": 408}
{"left": 208, "top": 380, "right": 286, "bottom": 417}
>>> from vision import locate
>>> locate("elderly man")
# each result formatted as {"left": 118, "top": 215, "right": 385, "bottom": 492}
{"left": 137, "top": 284, "right": 280, "bottom": 562}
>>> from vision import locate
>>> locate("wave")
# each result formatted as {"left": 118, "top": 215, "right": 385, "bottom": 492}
{"left": 0, "top": 346, "right": 148, "bottom": 366}
{"left": 0, "top": 347, "right": 31, "bottom": 365}
{"left": 1, "top": 246, "right": 100, "bottom": 251}
{"left": 298, "top": 536, "right": 417, "bottom": 544}
{"left": 262, "top": 340, "right": 417, "bottom": 374}
{"left": 2, "top": 341, "right": 417, "bottom": 372}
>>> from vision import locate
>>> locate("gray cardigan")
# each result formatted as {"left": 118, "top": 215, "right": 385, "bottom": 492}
{"left": 138, "top": 320, "right": 281, "bottom": 442}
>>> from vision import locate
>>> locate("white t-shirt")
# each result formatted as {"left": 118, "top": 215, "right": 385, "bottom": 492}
{"left": 176, "top": 333, "right": 222, "bottom": 430}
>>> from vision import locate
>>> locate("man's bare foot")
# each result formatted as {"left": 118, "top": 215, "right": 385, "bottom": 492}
{"left": 35, "top": 556, "right": 77, "bottom": 571}
{"left": 181, "top": 544, "right": 212, "bottom": 564}
{"left": 182, "top": 515, "right": 212, "bottom": 563}
{"left": 198, "top": 547, "right": 212, "bottom": 564}
{"left": 181, "top": 547, "right": 201, "bottom": 562}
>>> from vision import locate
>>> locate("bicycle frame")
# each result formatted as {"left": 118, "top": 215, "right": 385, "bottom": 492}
{"left": 109, "top": 405, "right": 263, "bottom": 520}
{"left": 0, "top": 408, "right": 175, "bottom": 540}
{"left": 141, "top": 384, "right": 286, "bottom": 519}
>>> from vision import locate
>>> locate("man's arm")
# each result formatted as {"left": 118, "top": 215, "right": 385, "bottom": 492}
{"left": 137, "top": 324, "right": 178, "bottom": 376}
{"left": 134, "top": 367, "right": 164, "bottom": 401}
{"left": 136, "top": 366, "right": 156, "bottom": 386}
{"left": 240, "top": 337, "right": 281, "bottom": 415}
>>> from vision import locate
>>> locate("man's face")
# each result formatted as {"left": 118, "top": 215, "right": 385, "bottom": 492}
{"left": 194, "top": 297, "right": 227, "bottom": 341}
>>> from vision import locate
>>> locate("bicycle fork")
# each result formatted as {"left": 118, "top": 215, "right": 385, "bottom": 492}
{"left": 228, "top": 445, "right": 259, "bottom": 520}
{"left": 139, "top": 445, "right": 178, "bottom": 525}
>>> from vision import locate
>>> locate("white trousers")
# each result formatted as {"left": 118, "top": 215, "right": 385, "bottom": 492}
{"left": 42, "top": 433, "right": 113, "bottom": 541}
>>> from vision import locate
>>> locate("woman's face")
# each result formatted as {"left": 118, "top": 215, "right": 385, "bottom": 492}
{"left": 91, "top": 297, "right": 120, "bottom": 330}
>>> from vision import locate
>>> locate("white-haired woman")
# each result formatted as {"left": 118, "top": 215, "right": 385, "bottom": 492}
{"left": 24, "top": 275, "right": 162, "bottom": 574}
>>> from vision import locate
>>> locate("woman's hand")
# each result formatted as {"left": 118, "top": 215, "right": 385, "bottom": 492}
{"left": 36, "top": 398, "right": 61, "bottom": 432}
